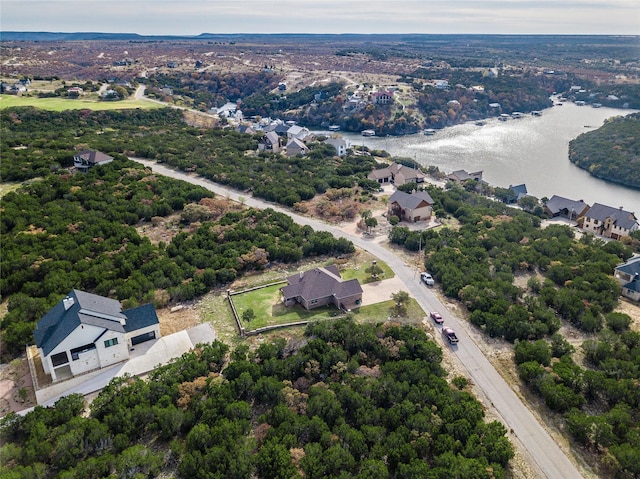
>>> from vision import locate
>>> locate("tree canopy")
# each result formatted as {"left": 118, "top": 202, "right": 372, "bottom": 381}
{"left": 1, "top": 319, "right": 515, "bottom": 479}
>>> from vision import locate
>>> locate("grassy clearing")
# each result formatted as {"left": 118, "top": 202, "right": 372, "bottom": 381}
{"left": 340, "top": 259, "right": 395, "bottom": 284}
{"left": 231, "top": 284, "right": 343, "bottom": 331}
{"left": 230, "top": 282, "right": 425, "bottom": 333}
{"left": 350, "top": 298, "right": 426, "bottom": 325}
{"left": 0, "top": 94, "right": 162, "bottom": 111}
{"left": 0, "top": 182, "right": 24, "bottom": 198}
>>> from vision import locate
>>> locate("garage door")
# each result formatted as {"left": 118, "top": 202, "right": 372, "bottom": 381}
{"left": 131, "top": 331, "right": 156, "bottom": 346}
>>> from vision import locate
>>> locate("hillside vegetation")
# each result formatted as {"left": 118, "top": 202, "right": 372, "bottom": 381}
{"left": 390, "top": 184, "right": 639, "bottom": 477}
{"left": 0, "top": 319, "right": 515, "bottom": 479}
{"left": 569, "top": 112, "right": 640, "bottom": 189}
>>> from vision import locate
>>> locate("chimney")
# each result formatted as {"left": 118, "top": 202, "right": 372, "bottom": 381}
{"left": 63, "top": 296, "right": 75, "bottom": 310}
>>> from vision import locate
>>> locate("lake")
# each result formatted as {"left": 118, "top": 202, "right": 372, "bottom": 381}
{"left": 328, "top": 101, "right": 640, "bottom": 212}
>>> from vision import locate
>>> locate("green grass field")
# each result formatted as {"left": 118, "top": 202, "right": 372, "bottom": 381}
{"left": 0, "top": 94, "right": 162, "bottom": 112}
{"left": 230, "top": 281, "right": 425, "bottom": 333}
{"left": 231, "top": 284, "right": 343, "bottom": 330}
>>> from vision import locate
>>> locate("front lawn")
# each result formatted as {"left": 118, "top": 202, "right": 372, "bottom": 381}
{"left": 0, "top": 94, "right": 162, "bottom": 111}
{"left": 231, "top": 283, "right": 425, "bottom": 332}
{"left": 231, "top": 284, "right": 342, "bottom": 330}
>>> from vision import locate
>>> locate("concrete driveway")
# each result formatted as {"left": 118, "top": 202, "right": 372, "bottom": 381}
{"left": 30, "top": 323, "right": 216, "bottom": 409}
{"left": 360, "top": 276, "right": 407, "bottom": 306}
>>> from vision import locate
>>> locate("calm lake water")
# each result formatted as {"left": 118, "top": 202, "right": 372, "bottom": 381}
{"left": 330, "top": 101, "right": 640, "bottom": 212}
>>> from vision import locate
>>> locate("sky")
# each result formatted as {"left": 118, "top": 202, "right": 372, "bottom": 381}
{"left": 1, "top": 0, "right": 639, "bottom": 36}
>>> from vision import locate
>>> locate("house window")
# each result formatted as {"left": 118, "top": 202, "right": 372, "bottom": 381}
{"left": 51, "top": 351, "right": 69, "bottom": 367}
{"left": 104, "top": 338, "right": 119, "bottom": 348}
{"left": 71, "top": 343, "right": 96, "bottom": 360}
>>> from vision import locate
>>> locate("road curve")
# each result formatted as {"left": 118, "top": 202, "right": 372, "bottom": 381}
{"left": 131, "top": 158, "right": 586, "bottom": 479}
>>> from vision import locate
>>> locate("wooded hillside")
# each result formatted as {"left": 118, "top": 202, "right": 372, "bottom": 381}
{"left": 569, "top": 112, "right": 640, "bottom": 189}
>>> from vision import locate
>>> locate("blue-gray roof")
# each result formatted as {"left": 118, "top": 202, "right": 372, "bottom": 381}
{"left": 623, "top": 276, "right": 640, "bottom": 293}
{"left": 509, "top": 184, "right": 528, "bottom": 198}
{"left": 34, "top": 290, "right": 125, "bottom": 356}
{"left": 616, "top": 257, "right": 640, "bottom": 277}
{"left": 124, "top": 303, "right": 160, "bottom": 332}
{"left": 586, "top": 203, "right": 639, "bottom": 231}
{"left": 34, "top": 290, "right": 158, "bottom": 356}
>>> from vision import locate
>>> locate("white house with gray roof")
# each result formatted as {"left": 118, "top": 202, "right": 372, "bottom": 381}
{"left": 34, "top": 290, "right": 160, "bottom": 383}
{"left": 581, "top": 203, "right": 638, "bottom": 240}
{"left": 324, "top": 137, "right": 348, "bottom": 157}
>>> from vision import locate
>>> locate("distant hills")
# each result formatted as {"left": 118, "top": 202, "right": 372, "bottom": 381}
{"left": 0, "top": 31, "right": 241, "bottom": 41}
{"left": 2, "top": 31, "right": 635, "bottom": 44}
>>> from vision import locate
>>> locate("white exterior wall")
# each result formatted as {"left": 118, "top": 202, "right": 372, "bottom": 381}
{"left": 622, "top": 286, "right": 640, "bottom": 302}
{"left": 126, "top": 324, "right": 161, "bottom": 347}
{"left": 96, "top": 329, "right": 130, "bottom": 369}
{"left": 43, "top": 324, "right": 129, "bottom": 380}
{"left": 45, "top": 324, "right": 102, "bottom": 380}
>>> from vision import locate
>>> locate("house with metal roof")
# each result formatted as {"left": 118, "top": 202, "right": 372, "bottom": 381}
{"left": 388, "top": 189, "right": 434, "bottom": 223}
{"left": 281, "top": 266, "right": 363, "bottom": 312}
{"left": 73, "top": 149, "right": 114, "bottom": 172}
{"left": 34, "top": 290, "right": 160, "bottom": 383}
{"left": 544, "top": 195, "right": 590, "bottom": 220}
{"left": 581, "top": 203, "right": 639, "bottom": 240}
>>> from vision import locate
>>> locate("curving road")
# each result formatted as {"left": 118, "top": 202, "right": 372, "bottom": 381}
{"left": 131, "top": 158, "right": 586, "bottom": 479}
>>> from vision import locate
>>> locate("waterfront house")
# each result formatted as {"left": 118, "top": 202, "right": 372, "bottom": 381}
{"left": 324, "top": 137, "right": 348, "bottom": 157}
{"left": 447, "top": 169, "right": 483, "bottom": 184}
{"left": 73, "top": 149, "right": 114, "bottom": 172}
{"left": 34, "top": 290, "right": 160, "bottom": 383}
{"left": 501, "top": 184, "right": 528, "bottom": 203}
{"left": 388, "top": 190, "right": 434, "bottom": 223}
{"left": 281, "top": 266, "right": 363, "bottom": 312}
{"left": 544, "top": 195, "right": 590, "bottom": 220}
{"left": 367, "top": 162, "right": 426, "bottom": 186}
{"left": 287, "top": 124, "right": 312, "bottom": 142}
{"left": 581, "top": 203, "right": 639, "bottom": 240}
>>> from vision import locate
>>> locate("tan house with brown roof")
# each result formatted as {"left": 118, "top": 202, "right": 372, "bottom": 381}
{"left": 281, "top": 266, "right": 363, "bottom": 312}
{"left": 388, "top": 190, "right": 434, "bottom": 223}
{"left": 367, "top": 162, "right": 426, "bottom": 186}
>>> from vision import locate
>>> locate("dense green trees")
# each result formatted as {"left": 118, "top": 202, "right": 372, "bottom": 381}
{"left": 569, "top": 112, "right": 640, "bottom": 188}
{"left": 1, "top": 107, "right": 380, "bottom": 207}
{"left": 1, "top": 170, "right": 354, "bottom": 356}
{"left": 389, "top": 182, "right": 637, "bottom": 477}
{"left": 1, "top": 320, "right": 515, "bottom": 478}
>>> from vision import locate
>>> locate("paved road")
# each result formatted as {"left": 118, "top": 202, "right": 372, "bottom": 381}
{"left": 131, "top": 158, "right": 586, "bottom": 479}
